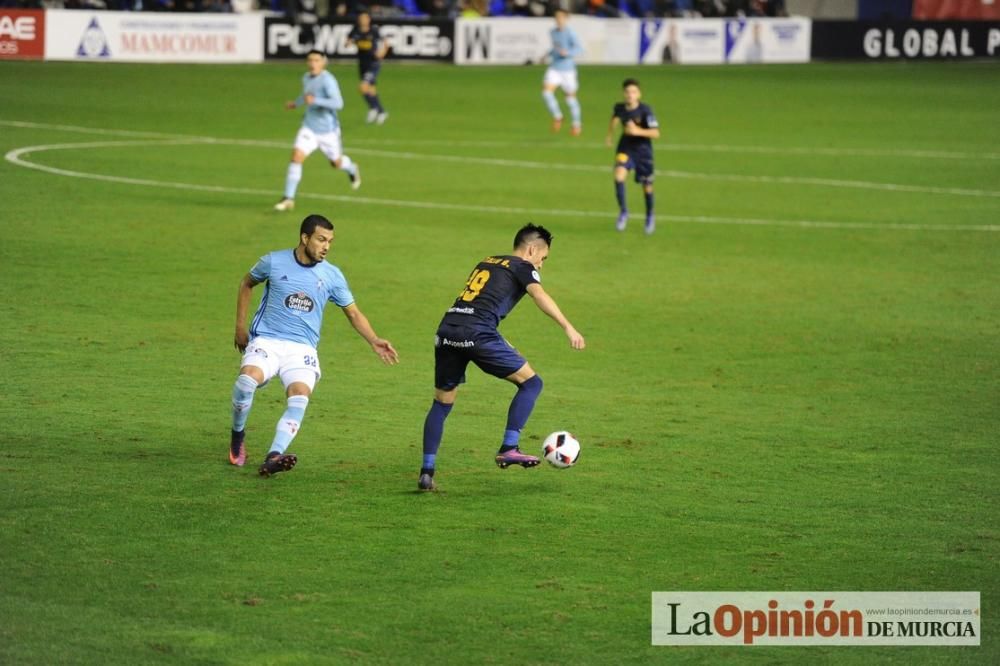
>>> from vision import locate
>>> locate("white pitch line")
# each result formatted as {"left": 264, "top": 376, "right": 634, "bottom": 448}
{"left": 3, "top": 119, "right": 999, "bottom": 198}
{"left": 6, "top": 139, "right": 998, "bottom": 232}
{"left": 3, "top": 119, "right": 999, "bottom": 161}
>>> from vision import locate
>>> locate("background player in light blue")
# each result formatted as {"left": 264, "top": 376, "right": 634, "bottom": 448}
{"left": 275, "top": 50, "right": 361, "bottom": 212}
{"left": 229, "top": 214, "right": 399, "bottom": 477}
{"left": 542, "top": 9, "right": 583, "bottom": 136}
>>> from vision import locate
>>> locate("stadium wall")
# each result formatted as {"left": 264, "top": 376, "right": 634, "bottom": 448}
{"left": 16, "top": 11, "right": 1000, "bottom": 65}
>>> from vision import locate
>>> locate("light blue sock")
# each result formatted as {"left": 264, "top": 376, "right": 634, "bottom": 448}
{"left": 284, "top": 162, "right": 302, "bottom": 199}
{"left": 542, "top": 90, "right": 561, "bottom": 119}
{"left": 338, "top": 155, "right": 356, "bottom": 176}
{"left": 566, "top": 96, "right": 581, "bottom": 127}
{"left": 269, "top": 395, "right": 309, "bottom": 456}
{"left": 231, "top": 374, "right": 258, "bottom": 432}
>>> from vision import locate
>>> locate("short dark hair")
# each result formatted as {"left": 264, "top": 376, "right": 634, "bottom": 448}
{"left": 513, "top": 223, "right": 553, "bottom": 249}
{"left": 622, "top": 78, "right": 640, "bottom": 89}
{"left": 306, "top": 49, "right": 326, "bottom": 59}
{"left": 300, "top": 214, "right": 334, "bottom": 237}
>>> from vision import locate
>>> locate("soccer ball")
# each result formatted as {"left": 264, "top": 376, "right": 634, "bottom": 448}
{"left": 542, "top": 431, "right": 581, "bottom": 468}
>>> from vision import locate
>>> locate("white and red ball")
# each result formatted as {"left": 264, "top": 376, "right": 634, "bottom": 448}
{"left": 542, "top": 431, "right": 581, "bottom": 468}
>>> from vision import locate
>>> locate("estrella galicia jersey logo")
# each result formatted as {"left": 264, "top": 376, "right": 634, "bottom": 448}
{"left": 77, "top": 17, "right": 111, "bottom": 58}
{"left": 284, "top": 292, "right": 315, "bottom": 313}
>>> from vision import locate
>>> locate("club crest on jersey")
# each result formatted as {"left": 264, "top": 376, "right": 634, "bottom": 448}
{"left": 285, "top": 292, "right": 315, "bottom": 313}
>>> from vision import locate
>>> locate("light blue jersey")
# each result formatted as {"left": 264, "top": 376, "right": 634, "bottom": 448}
{"left": 248, "top": 250, "right": 355, "bottom": 348}
{"left": 549, "top": 27, "right": 582, "bottom": 72}
{"left": 296, "top": 70, "right": 344, "bottom": 134}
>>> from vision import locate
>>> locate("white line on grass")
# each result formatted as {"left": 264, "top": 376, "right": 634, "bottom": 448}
{"left": 3, "top": 119, "right": 998, "bottom": 161}
{"left": 4, "top": 120, "right": 1000, "bottom": 199}
{"left": 6, "top": 139, "right": 998, "bottom": 232}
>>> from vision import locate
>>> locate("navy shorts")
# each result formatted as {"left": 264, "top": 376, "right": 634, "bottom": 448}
{"left": 615, "top": 150, "right": 655, "bottom": 185}
{"left": 360, "top": 62, "right": 381, "bottom": 85}
{"left": 434, "top": 324, "right": 526, "bottom": 390}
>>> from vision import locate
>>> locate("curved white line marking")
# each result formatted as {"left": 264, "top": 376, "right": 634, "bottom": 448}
{"left": 5, "top": 139, "right": 999, "bottom": 232}
{"left": 3, "top": 120, "right": 998, "bottom": 198}
{"left": 3, "top": 119, "right": 998, "bottom": 161}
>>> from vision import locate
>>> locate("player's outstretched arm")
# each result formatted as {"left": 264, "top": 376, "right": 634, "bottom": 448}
{"left": 341, "top": 303, "right": 400, "bottom": 365}
{"left": 526, "top": 283, "right": 585, "bottom": 350}
{"left": 234, "top": 273, "right": 261, "bottom": 352}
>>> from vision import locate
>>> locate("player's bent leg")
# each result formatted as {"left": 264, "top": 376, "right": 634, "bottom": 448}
{"left": 230, "top": 370, "right": 262, "bottom": 467}
{"left": 496, "top": 366, "right": 543, "bottom": 469}
{"left": 643, "top": 182, "right": 656, "bottom": 235}
{"left": 420, "top": 387, "right": 458, "bottom": 491}
{"left": 259, "top": 379, "right": 312, "bottom": 478}
{"left": 614, "top": 167, "right": 629, "bottom": 231}
{"left": 542, "top": 84, "right": 562, "bottom": 131}
{"left": 332, "top": 156, "right": 361, "bottom": 190}
{"left": 565, "top": 93, "right": 582, "bottom": 136}
{"left": 276, "top": 149, "right": 307, "bottom": 211}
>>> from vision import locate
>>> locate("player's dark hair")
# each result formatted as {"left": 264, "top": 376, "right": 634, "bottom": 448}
{"left": 513, "top": 223, "right": 553, "bottom": 249}
{"left": 306, "top": 49, "right": 326, "bottom": 58}
{"left": 301, "top": 214, "right": 334, "bottom": 237}
{"left": 622, "top": 78, "right": 640, "bottom": 89}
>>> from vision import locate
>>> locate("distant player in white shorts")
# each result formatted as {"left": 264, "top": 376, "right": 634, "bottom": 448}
{"left": 275, "top": 50, "right": 361, "bottom": 213}
{"left": 542, "top": 9, "right": 583, "bottom": 136}
{"left": 229, "top": 214, "right": 399, "bottom": 477}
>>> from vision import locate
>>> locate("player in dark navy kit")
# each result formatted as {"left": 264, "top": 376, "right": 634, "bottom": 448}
{"left": 606, "top": 78, "right": 661, "bottom": 235}
{"left": 418, "top": 224, "right": 586, "bottom": 491}
{"left": 347, "top": 9, "right": 389, "bottom": 125}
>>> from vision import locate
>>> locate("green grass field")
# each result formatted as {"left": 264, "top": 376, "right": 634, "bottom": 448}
{"left": 1, "top": 59, "right": 998, "bottom": 664}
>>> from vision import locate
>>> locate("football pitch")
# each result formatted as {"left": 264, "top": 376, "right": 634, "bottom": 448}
{"left": 1, "top": 59, "right": 998, "bottom": 663}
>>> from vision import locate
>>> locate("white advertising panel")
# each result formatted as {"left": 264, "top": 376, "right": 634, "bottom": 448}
{"left": 45, "top": 10, "right": 263, "bottom": 63}
{"left": 639, "top": 19, "right": 725, "bottom": 65}
{"left": 724, "top": 17, "right": 811, "bottom": 63}
{"left": 455, "top": 16, "right": 636, "bottom": 65}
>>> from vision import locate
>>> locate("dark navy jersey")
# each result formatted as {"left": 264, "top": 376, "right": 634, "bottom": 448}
{"left": 613, "top": 102, "right": 658, "bottom": 157}
{"left": 440, "top": 255, "right": 541, "bottom": 330}
{"left": 349, "top": 26, "right": 382, "bottom": 70}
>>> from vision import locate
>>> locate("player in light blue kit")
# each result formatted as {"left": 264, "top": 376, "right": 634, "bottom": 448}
{"left": 275, "top": 50, "right": 361, "bottom": 212}
{"left": 542, "top": 9, "right": 583, "bottom": 136}
{"left": 229, "top": 214, "right": 399, "bottom": 477}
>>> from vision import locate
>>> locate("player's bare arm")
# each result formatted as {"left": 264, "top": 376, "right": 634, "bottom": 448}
{"left": 234, "top": 273, "right": 263, "bottom": 352}
{"left": 606, "top": 116, "right": 621, "bottom": 147}
{"left": 526, "top": 283, "right": 585, "bottom": 350}
{"left": 341, "top": 303, "right": 400, "bottom": 365}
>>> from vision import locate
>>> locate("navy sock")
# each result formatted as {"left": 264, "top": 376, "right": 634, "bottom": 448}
{"left": 645, "top": 190, "right": 654, "bottom": 217}
{"left": 501, "top": 375, "right": 543, "bottom": 451}
{"left": 363, "top": 93, "right": 376, "bottom": 109}
{"left": 230, "top": 429, "right": 244, "bottom": 455}
{"left": 422, "top": 400, "right": 453, "bottom": 470}
{"left": 372, "top": 95, "right": 384, "bottom": 113}
{"left": 615, "top": 181, "right": 627, "bottom": 213}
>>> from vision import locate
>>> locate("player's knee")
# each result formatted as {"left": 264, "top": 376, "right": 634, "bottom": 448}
{"left": 520, "top": 374, "right": 543, "bottom": 397}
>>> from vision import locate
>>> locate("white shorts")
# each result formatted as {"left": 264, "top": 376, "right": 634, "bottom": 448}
{"left": 543, "top": 67, "right": 579, "bottom": 95}
{"left": 240, "top": 336, "right": 321, "bottom": 391}
{"left": 294, "top": 126, "right": 343, "bottom": 161}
